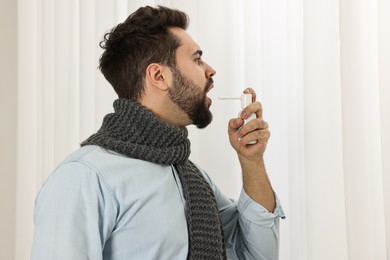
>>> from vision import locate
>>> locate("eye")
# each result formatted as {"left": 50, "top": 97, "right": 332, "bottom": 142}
{"left": 194, "top": 57, "right": 202, "bottom": 65}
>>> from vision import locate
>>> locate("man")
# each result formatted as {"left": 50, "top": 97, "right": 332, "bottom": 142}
{"left": 31, "top": 5, "right": 284, "bottom": 260}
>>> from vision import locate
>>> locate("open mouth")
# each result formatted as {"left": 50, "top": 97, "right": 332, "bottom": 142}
{"left": 204, "top": 79, "right": 214, "bottom": 107}
{"left": 206, "top": 79, "right": 214, "bottom": 93}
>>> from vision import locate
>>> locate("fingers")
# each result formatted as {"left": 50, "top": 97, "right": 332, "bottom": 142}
{"left": 243, "top": 87, "right": 257, "bottom": 102}
{"left": 228, "top": 118, "right": 244, "bottom": 136}
{"left": 238, "top": 118, "right": 270, "bottom": 144}
{"left": 238, "top": 118, "right": 268, "bottom": 136}
{"left": 241, "top": 87, "right": 261, "bottom": 119}
{"left": 229, "top": 88, "right": 270, "bottom": 147}
{"left": 240, "top": 101, "right": 263, "bottom": 120}
{"left": 238, "top": 126, "right": 270, "bottom": 145}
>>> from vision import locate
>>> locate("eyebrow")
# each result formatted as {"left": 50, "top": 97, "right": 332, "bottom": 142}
{"left": 192, "top": 50, "right": 203, "bottom": 57}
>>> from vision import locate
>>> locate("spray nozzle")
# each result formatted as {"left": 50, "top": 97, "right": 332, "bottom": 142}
{"left": 218, "top": 94, "right": 252, "bottom": 108}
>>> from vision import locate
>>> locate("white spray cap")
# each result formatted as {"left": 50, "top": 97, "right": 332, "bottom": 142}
{"left": 219, "top": 93, "right": 252, "bottom": 108}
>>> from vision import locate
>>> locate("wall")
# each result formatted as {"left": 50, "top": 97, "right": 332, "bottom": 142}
{"left": 0, "top": 0, "right": 17, "bottom": 259}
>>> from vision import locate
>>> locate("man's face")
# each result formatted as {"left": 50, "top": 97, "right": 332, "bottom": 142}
{"left": 167, "top": 27, "right": 216, "bottom": 128}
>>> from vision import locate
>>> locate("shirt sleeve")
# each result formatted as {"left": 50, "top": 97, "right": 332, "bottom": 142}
{"left": 200, "top": 169, "right": 285, "bottom": 260}
{"left": 31, "top": 161, "right": 117, "bottom": 260}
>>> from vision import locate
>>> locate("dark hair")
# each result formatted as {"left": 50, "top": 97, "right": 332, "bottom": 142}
{"left": 99, "top": 6, "right": 189, "bottom": 99}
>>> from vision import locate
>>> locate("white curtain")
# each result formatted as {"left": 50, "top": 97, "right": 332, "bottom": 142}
{"left": 304, "top": 0, "right": 390, "bottom": 259}
{"left": 15, "top": 0, "right": 389, "bottom": 259}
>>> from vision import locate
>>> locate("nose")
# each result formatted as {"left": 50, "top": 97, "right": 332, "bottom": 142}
{"left": 205, "top": 62, "right": 216, "bottom": 78}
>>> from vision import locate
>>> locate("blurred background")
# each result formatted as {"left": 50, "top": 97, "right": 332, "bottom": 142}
{"left": 1, "top": 0, "right": 389, "bottom": 259}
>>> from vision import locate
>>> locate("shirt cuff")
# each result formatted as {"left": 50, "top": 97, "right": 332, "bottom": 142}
{"left": 237, "top": 189, "right": 286, "bottom": 228}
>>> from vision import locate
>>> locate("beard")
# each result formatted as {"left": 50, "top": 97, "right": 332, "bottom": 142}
{"left": 168, "top": 67, "right": 213, "bottom": 129}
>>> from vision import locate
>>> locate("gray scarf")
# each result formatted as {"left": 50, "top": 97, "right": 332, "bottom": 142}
{"left": 81, "top": 99, "right": 226, "bottom": 259}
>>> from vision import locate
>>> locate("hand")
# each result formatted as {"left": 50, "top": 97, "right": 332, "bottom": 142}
{"left": 228, "top": 88, "right": 270, "bottom": 161}
{"left": 228, "top": 88, "right": 275, "bottom": 212}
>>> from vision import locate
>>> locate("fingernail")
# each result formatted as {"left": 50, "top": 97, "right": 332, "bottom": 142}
{"left": 241, "top": 111, "right": 247, "bottom": 118}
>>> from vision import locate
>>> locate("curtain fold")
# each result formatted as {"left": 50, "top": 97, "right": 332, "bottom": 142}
{"left": 339, "top": 0, "right": 387, "bottom": 258}
{"left": 15, "top": 0, "right": 389, "bottom": 259}
{"left": 304, "top": 0, "right": 349, "bottom": 259}
{"left": 377, "top": 0, "right": 390, "bottom": 256}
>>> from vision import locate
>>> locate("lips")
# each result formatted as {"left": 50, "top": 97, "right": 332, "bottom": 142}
{"left": 205, "top": 78, "right": 214, "bottom": 93}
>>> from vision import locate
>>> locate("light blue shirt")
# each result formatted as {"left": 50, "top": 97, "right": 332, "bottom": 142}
{"left": 31, "top": 145, "right": 284, "bottom": 260}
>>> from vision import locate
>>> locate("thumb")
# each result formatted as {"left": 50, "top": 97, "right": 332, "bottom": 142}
{"left": 228, "top": 118, "right": 244, "bottom": 136}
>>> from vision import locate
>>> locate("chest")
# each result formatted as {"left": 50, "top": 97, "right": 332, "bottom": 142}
{"left": 102, "top": 165, "right": 189, "bottom": 259}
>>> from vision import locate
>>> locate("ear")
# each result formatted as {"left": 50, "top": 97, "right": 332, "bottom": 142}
{"left": 145, "top": 63, "right": 170, "bottom": 91}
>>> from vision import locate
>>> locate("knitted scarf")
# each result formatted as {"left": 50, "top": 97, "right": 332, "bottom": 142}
{"left": 81, "top": 99, "right": 226, "bottom": 259}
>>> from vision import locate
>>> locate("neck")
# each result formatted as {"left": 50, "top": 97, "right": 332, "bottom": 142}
{"left": 138, "top": 92, "right": 192, "bottom": 127}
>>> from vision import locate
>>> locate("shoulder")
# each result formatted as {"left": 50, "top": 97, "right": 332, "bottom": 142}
{"left": 56, "top": 145, "right": 168, "bottom": 176}
{"left": 37, "top": 146, "right": 114, "bottom": 201}
{"left": 45, "top": 145, "right": 173, "bottom": 192}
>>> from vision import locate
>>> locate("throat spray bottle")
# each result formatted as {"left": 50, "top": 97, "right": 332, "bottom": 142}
{"left": 219, "top": 94, "right": 257, "bottom": 144}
